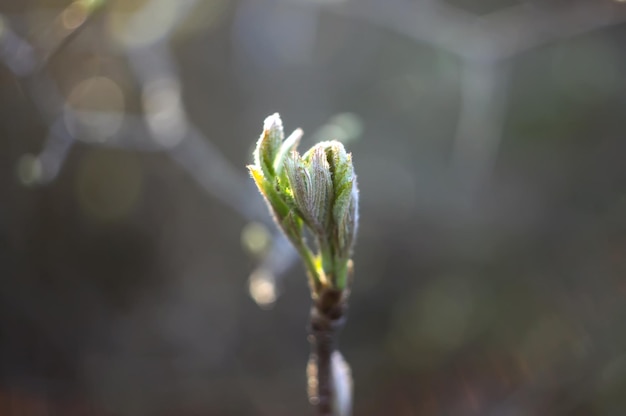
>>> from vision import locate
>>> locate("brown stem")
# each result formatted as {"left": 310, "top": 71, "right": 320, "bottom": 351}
{"left": 308, "top": 288, "right": 347, "bottom": 416}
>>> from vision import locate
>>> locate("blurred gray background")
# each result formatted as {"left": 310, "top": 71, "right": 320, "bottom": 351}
{"left": 1, "top": 0, "right": 626, "bottom": 415}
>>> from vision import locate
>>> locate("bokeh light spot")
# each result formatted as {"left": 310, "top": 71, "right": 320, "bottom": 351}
{"left": 108, "top": 0, "right": 180, "bottom": 49}
{"left": 310, "top": 113, "right": 364, "bottom": 145}
{"left": 16, "top": 153, "right": 43, "bottom": 186}
{"left": 76, "top": 150, "right": 143, "bottom": 222}
{"left": 248, "top": 268, "right": 277, "bottom": 309}
{"left": 241, "top": 222, "right": 271, "bottom": 257}
{"left": 173, "top": 0, "right": 229, "bottom": 39}
{"left": 65, "top": 76, "right": 126, "bottom": 142}
{"left": 143, "top": 77, "right": 186, "bottom": 147}
{"left": 62, "top": 1, "right": 89, "bottom": 30}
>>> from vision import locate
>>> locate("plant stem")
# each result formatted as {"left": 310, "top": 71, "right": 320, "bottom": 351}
{"left": 308, "top": 288, "right": 347, "bottom": 416}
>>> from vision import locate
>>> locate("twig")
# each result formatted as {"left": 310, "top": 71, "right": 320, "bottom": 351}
{"left": 325, "top": 0, "right": 626, "bottom": 62}
{"left": 308, "top": 288, "right": 347, "bottom": 415}
{"left": 249, "top": 115, "right": 358, "bottom": 415}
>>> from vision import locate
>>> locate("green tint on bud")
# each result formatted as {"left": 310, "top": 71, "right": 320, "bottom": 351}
{"left": 307, "top": 146, "right": 333, "bottom": 233}
{"left": 254, "top": 113, "right": 284, "bottom": 179}
{"left": 328, "top": 146, "right": 358, "bottom": 262}
{"left": 274, "top": 128, "right": 302, "bottom": 179}
{"left": 248, "top": 113, "right": 359, "bottom": 293}
{"left": 285, "top": 146, "right": 333, "bottom": 235}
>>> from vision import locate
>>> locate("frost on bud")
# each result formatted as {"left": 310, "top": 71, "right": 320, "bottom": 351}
{"left": 248, "top": 113, "right": 359, "bottom": 293}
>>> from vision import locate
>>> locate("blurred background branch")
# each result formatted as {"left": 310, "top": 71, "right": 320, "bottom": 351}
{"left": 1, "top": 0, "right": 626, "bottom": 414}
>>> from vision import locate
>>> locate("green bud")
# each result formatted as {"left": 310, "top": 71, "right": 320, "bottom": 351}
{"left": 284, "top": 150, "right": 311, "bottom": 221}
{"left": 328, "top": 145, "right": 358, "bottom": 260}
{"left": 253, "top": 113, "right": 284, "bottom": 179}
{"left": 247, "top": 165, "right": 290, "bottom": 223}
{"left": 274, "top": 128, "right": 303, "bottom": 179}
{"left": 285, "top": 146, "right": 333, "bottom": 235}
{"left": 248, "top": 113, "right": 359, "bottom": 293}
{"left": 307, "top": 146, "right": 334, "bottom": 234}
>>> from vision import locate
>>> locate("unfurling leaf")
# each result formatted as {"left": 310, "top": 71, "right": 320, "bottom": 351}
{"left": 248, "top": 113, "right": 359, "bottom": 292}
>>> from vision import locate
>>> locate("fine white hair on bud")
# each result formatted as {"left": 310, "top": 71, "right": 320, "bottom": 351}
{"left": 263, "top": 113, "right": 284, "bottom": 152}
{"left": 274, "top": 128, "right": 303, "bottom": 177}
{"left": 307, "top": 145, "right": 333, "bottom": 233}
{"left": 254, "top": 113, "right": 284, "bottom": 178}
{"left": 249, "top": 113, "right": 359, "bottom": 291}
{"left": 327, "top": 144, "right": 357, "bottom": 258}
{"left": 285, "top": 150, "right": 314, "bottom": 222}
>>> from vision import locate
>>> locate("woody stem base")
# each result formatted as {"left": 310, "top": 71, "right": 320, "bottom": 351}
{"left": 307, "top": 288, "right": 347, "bottom": 416}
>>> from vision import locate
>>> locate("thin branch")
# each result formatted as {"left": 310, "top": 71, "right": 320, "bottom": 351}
{"left": 450, "top": 60, "right": 511, "bottom": 192}
{"left": 308, "top": 288, "right": 349, "bottom": 416}
{"left": 325, "top": 0, "right": 626, "bottom": 62}
{"left": 0, "top": 5, "right": 300, "bottom": 304}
